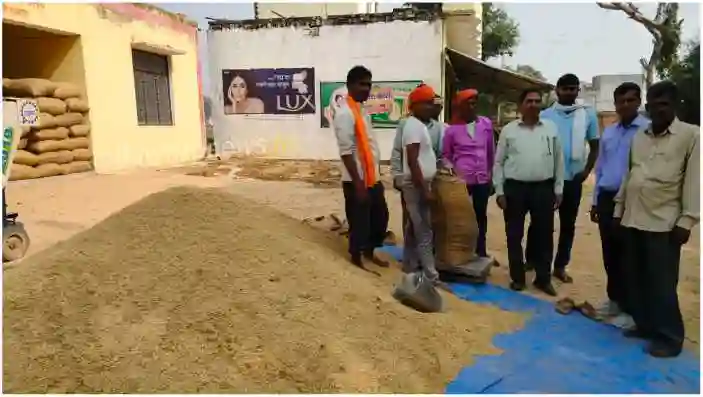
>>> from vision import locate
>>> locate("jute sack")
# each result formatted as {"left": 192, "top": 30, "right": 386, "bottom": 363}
{"left": 35, "top": 163, "right": 63, "bottom": 178}
{"left": 4, "top": 78, "right": 57, "bottom": 97}
{"left": 8, "top": 164, "right": 39, "bottom": 181}
{"left": 62, "top": 137, "right": 90, "bottom": 150}
{"left": 18, "top": 139, "right": 27, "bottom": 150}
{"left": 431, "top": 172, "right": 480, "bottom": 268}
{"left": 68, "top": 124, "right": 90, "bottom": 137}
{"left": 13, "top": 150, "right": 39, "bottom": 167}
{"left": 54, "top": 112, "right": 83, "bottom": 128}
{"left": 30, "top": 127, "right": 69, "bottom": 141}
{"left": 53, "top": 83, "right": 81, "bottom": 99}
{"left": 60, "top": 161, "right": 92, "bottom": 175}
{"left": 71, "top": 148, "right": 93, "bottom": 161}
{"left": 36, "top": 150, "right": 74, "bottom": 165}
{"left": 20, "top": 125, "right": 31, "bottom": 138}
{"left": 65, "top": 97, "right": 89, "bottom": 113}
{"left": 36, "top": 97, "right": 67, "bottom": 116}
{"left": 27, "top": 139, "right": 63, "bottom": 154}
{"left": 32, "top": 113, "right": 57, "bottom": 130}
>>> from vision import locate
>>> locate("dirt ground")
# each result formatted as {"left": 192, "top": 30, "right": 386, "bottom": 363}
{"left": 5, "top": 157, "right": 700, "bottom": 350}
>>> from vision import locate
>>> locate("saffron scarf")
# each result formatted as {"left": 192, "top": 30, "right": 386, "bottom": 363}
{"left": 346, "top": 95, "right": 376, "bottom": 187}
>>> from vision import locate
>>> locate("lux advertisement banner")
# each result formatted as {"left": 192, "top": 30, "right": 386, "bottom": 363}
{"left": 222, "top": 68, "right": 316, "bottom": 115}
{"left": 319, "top": 81, "right": 422, "bottom": 128}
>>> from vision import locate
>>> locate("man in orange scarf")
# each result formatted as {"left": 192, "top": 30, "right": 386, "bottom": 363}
{"left": 399, "top": 84, "right": 442, "bottom": 285}
{"left": 333, "top": 65, "right": 389, "bottom": 269}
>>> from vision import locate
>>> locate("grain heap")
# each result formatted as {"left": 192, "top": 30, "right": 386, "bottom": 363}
{"left": 4, "top": 78, "right": 93, "bottom": 180}
{"left": 4, "top": 187, "right": 524, "bottom": 394}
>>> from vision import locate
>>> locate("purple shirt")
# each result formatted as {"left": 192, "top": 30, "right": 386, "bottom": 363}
{"left": 593, "top": 114, "right": 650, "bottom": 205}
{"left": 442, "top": 116, "right": 495, "bottom": 185}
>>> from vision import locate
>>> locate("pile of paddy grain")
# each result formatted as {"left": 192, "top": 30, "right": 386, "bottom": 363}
{"left": 3, "top": 187, "right": 524, "bottom": 394}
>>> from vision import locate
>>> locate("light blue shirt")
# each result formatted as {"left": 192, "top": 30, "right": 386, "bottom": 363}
{"left": 541, "top": 106, "right": 599, "bottom": 180}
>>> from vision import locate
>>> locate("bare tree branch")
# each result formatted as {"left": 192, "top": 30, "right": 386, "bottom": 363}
{"left": 596, "top": 2, "right": 662, "bottom": 37}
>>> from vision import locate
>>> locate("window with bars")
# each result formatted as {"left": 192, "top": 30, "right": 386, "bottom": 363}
{"left": 132, "top": 49, "right": 173, "bottom": 126}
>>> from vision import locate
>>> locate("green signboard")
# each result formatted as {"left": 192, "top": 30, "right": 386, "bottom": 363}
{"left": 319, "top": 81, "right": 422, "bottom": 129}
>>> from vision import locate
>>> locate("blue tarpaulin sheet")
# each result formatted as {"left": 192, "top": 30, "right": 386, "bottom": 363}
{"left": 377, "top": 245, "right": 700, "bottom": 394}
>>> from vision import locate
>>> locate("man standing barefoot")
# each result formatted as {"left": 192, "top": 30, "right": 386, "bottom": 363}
{"left": 333, "top": 66, "right": 389, "bottom": 269}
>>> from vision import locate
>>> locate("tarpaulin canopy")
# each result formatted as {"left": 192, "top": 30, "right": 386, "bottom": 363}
{"left": 445, "top": 47, "right": 554, "bottom": 102}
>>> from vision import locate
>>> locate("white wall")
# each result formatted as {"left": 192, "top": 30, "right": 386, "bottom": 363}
{"left": 207, "top": 19, "right": 443, "bottom": 160}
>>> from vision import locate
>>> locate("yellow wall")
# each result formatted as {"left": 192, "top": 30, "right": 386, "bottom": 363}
{"left": 3, "top": 3, "right": 203, "bottom": 173}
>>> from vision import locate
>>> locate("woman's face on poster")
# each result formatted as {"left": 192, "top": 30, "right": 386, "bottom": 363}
{"left": 229, "top": 75, "right": 248, "bottom": 102}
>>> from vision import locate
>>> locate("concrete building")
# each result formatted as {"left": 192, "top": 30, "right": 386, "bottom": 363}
{"left": 3, "top": 3, "right": 205, "bottom": 173}
{"left": 207, "top": 6, "right": 548, "bottom": 161}
{"left": 580, "top": 74, "right": 646, "bottom": 130}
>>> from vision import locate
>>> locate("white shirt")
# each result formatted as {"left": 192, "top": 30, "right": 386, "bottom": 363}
{"left": 402, "top": 116, "right": 437, "bottom": 183}
{"left": 332, "top": 102, "right": 381, "bottom": 183}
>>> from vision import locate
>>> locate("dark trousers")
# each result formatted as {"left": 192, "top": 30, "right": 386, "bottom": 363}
{"left": 467, "top": 183, "right": 491, "bottom": 257}
{"left": 526, "top": 179, "right": 582, "bottom": 270}
{"left": 596, "top": 190, "right": 628, "bottom": 311}
{"left": 503, "top": 179, "right": 555, "bottom": 285}
{"left": 342, "top": 182, "right": 389, "bottom": 257}
{"left": 623, "top": 227, "right": 684, "bottom": 349}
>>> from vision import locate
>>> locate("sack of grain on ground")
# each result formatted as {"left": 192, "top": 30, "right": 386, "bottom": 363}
{"left": 26, "top": 139, "right": 63, "bottom": 154}
{"left": 20, "top": 125, "right": 31, "bottom": 138}
{"left": 3, "top": 78, "right": 57, "bottom": 97}
{"left": 31, "top": 113, "right": 57, "bottom": 131}
{"left": 60, "top": 161, "right": 92, "bottom": 175}
{"left": 61, "top": 137, "right": 90, "bottom": 150}
{"left": 33, "top": 163, "right": 63, "bottom": 178}
{"left": 3, "top": 187, "right": 524, "bottom": 394}
{"left": 18, "top": 139, "right": 27, "bottom": 150}
{"left": 71, "top": 148, "right": 92, "bottom": 161}
{"left": 12, "top": 150, "right": 39, "bottom": 167}
{"left": 29, "top": 127, "right": 69, "bottom": 141}
{"left": 8, "top": 164, "right": 39, "bottom": 181}
{"left": 64, "top": 97, "right": 89, "bottom": 113}
{"left": 36, "top": 150, "right": 74, "bottom": 166}
{"left": 53, "top": 112, "right": 83, "bottom": 128}
{"left": 431, "top": 173, "right": 480, "bottom": 268}
{"left": 68, "top": 124, "right": 90, "bottom": 137}
{"left": 52, "top": 82, "right": 82, "bottom": 99}
{"left": 36, "top": 97, "right": 67, "bottom": 116}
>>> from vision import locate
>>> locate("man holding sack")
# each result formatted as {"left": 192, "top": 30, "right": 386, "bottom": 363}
{"left": 397, "top": 84, "right": 446, "bottom": 288}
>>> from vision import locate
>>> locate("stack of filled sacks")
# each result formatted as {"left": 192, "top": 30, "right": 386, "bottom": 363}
{"left": 3, "top": 78, "right": 93, "bottom": 181}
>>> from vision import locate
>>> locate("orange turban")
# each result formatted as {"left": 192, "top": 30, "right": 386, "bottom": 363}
{"left": 408, "top": 84, "right": 437, "bottom": 105}
{"left": 449, "top": 89, "right": 479, "bottom": 125}
{"left": 453, "top": 89, "right": 479, "bottom": 105}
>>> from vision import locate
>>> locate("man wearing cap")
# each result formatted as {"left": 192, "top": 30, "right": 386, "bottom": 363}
{"left": 391, "top": 95, "right": 444, "bottom": 236}
{"left": 443, "top": 89, "right": 495, "bottom": 258}
{"left": 527, "top": 73, "right": 599, "bottom": 283}
{"left": 399, "top": 84, "right": 443, "bottom": 286}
